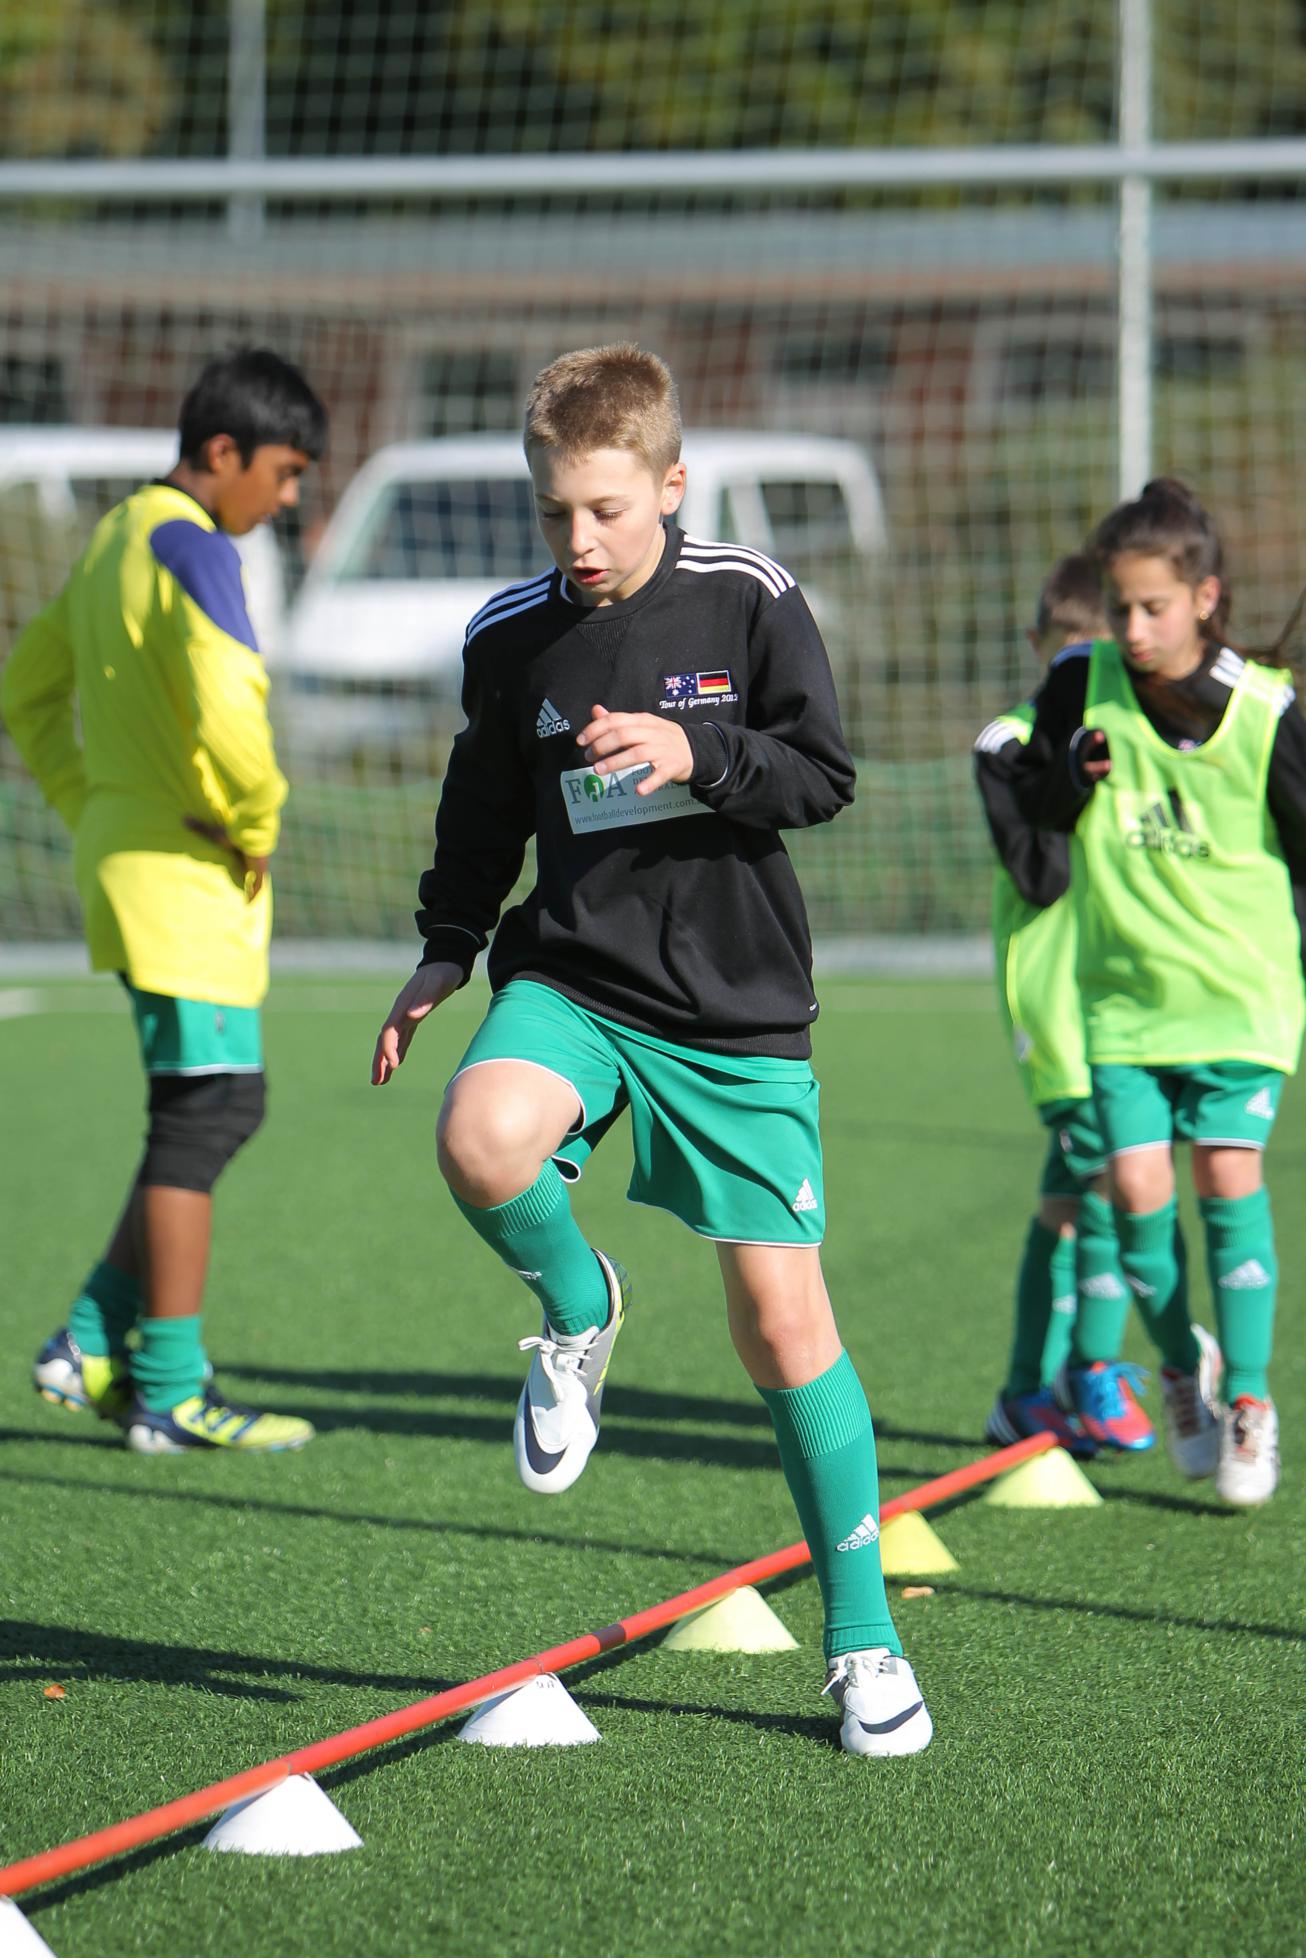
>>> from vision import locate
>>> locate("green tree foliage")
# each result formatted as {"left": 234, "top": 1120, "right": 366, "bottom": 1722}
{"left": 0, "top": 0, "right": 173, "bottom": 158}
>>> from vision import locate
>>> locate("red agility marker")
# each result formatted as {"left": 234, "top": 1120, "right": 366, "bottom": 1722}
{"left": 0, "top": 1431, "right": 1058, "bottom": 1901}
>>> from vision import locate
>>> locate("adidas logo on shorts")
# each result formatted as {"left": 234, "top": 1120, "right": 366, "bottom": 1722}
{"left": 1218, "top": 1258, "right": 1271, "bottom": 1290}
{"left": 791, "top": 1178, "right": 819, "bottom": 1213}
{"left": 1244, "top": 1088, "right": 1275, "bottom": 1120}
{"left": 836, "top": 1513, "right": 880, "bottom": 1552}
{"left": 535, "top": 698, "right": 571, "bottom": 738}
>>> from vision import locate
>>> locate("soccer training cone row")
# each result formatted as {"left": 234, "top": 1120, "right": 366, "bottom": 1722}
{"left": 983, "top": 1445, "right": 1102, "bottom": 1509}
{"left": 458, "top": 1673, "right": 601, "bottom": 1748}
{"left": 201, "top": 1774, "right": 362, "bottom": 1856}
{"left": 877, "top": 1511, "right": 959, "bottom": 1576}
{"left": 662, "top": 1584, "right": 799, "bottom": 1653}
{"left": 0, "top": 1898, "right": 59, "bottom": 1955}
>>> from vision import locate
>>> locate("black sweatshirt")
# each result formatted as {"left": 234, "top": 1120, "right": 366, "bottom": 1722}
{"left": 973, "top": 707, "right": 1071, "bottom": 912}
{"left": 1010, "top": 638, "right": 1306, "bottom": 952}
{"left": 414, "top": 523, "right": 855, "bottom": 1057}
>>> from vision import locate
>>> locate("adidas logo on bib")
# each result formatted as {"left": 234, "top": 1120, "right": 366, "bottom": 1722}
{"left": 792, "top": 1178, "right": 818, "bottom": 1213}
{"left": 536, "top": 698, "right": 571, "bottom": 738}
{"left": 836, "top": 1513, "right": 880, "bottom": 1553}
{"left": 1219, "top": 1258, "right": 1270, "bottom": 1290}
{"left": 1244, "top": 1088, "right": 1275, "bottom": 1120}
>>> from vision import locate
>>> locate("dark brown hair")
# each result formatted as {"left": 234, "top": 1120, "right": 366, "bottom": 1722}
{"left": 1034, "top": 552, "right": 1108, "bottom": 644}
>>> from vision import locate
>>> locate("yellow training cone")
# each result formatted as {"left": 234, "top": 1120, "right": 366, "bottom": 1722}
{"left": 983, "top": 1446, "right": 1103, "bottom": 1509}
{"left": 662, "top": 1584, "right": 799, "bottom": 1653}
{"left": 877, "top": 1511, "right": 959, "bottom": 1576}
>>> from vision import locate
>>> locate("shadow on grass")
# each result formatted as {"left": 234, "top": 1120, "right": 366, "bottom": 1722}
{"left": 572, "top": 1684, "right": 835, "bottom": 1748}
{"left": 929, "top": 1578, "right": 1303, "bottom": 1644}
{"left": 0, "top": 1618, "right": 460, "bottom": 1702}
{"left": 0, "top": 1423, "right": 120, "bottom": 1451}
{"left": 220, "top": 1363, "right": 977, "bottom": 1455}
{"left": 0, "top": 1466, "right": 736, "bottom": 1568}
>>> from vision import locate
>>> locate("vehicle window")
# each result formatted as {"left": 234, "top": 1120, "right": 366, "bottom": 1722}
{"left": 757, "top": 479, "right": 855, "bottom": 560}
{"left": 337, "top": 478, "right": 543, "bottom": 582}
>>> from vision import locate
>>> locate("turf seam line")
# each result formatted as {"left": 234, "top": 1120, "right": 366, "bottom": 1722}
{"left": 0, "top": 1432, "right": 1058, "bottom": 1900}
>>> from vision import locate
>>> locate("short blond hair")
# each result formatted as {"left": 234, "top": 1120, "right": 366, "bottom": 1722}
{"left": 524, "top": 343, "right": 682, "bottom": 475}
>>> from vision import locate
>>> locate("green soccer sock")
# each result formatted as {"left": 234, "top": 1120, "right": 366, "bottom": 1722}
{"left": 453, "top": 1163, "right": 609, "bottom": 1338}
{"left": 1068, "top": 1191, "right": 1130, "bottom": 1367}
{"left": 1200, "top": 1190, "right": 1277, "bottom": 1400}
{"left": 68, "top": 1260, "right": 141, "bottom": 1358}
{"left": 1039, "top": 1227, "right": 1078, "bottom": 1388}
{"left": 1003, "top": 1218, "right": 1059, "bottom": 1397}
{"left": 132, "top": 1315, "right": 209, "bottom": 1412}
{"left": 758, "top": 1351, "right": 901, "bottom": 1662}
{"left": 1114, "top": 1200, "right": 1199, "bottom": 1373}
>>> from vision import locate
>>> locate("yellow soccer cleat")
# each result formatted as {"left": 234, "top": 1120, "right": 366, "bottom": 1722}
{"left": 124, "top": 1383, "right": 314, "bottom": 1454}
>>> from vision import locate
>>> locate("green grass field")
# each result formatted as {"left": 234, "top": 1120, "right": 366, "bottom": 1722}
{"left": 1, "top": 975, "right": 1302, "bottom": 1957}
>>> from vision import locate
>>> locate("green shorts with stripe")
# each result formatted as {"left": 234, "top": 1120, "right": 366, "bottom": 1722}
{"left": 451, "top": 980, "right": 825, "bottom": 1245}
{"left": 1091, "top": 1061, "right": 1285, "bottom": 1156}
{"left": 125, "top": 983, "right": 263, "bottom": 1077}
{"left": 1036, "top": 1095, "right": 1108, "bottom": 1197}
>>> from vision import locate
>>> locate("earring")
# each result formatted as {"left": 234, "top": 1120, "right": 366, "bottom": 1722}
{"left": 1198, "top": 610, "right": 1210, "bottom": 621}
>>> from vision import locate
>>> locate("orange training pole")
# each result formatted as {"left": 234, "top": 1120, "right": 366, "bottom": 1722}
{"left": 0, "top": 1431, "right": 1058, "bottom": 1901}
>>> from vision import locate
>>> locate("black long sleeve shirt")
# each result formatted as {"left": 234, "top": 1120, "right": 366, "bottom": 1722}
{"left": 1011, "top": 638, "right": 1306, "bottom": 952}
{"left": 414, "top": 524, "right": 855, "bottom": 1057}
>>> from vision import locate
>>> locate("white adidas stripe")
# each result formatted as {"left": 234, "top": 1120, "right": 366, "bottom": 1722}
{"left": 680, "top": 536, "right": 794, "bottom": 593}
{"left": 678, "top": 557, "right": 789, "bottom": 599}
{"left": 680, "top": 535, "right": 795, "bottom": 597}
{"left": 464, "top": 572, "right": 555, "bottom": 644}
{"left": 974, "top": 718, "right": 1024, "bottom": 754}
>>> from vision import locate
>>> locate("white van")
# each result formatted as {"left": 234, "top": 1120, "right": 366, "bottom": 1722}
{"left": 279, "top": 431, "right": 885, "bottom": 761}
{"left": 0, "top": 427, "right": 286, "bottom": 657}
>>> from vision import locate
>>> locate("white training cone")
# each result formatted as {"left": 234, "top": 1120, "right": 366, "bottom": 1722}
{"left": 0, "top": 1899, "right": 59, "bottom": 1955}
{"left": 459, "top": 1674, "right": 601, "bottom": 1748}
{"left": 662, "top": 1585, "right": 799, "bottom": 1653}
{"left": 201, "top": 1774, "right": 362, "bottom": 1856}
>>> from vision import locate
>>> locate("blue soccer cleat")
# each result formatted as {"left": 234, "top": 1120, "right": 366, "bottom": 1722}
{"left": 34, "top": 1327, "right": 132, "bottom": 1422}
{"left": 985, "top": 1385, "right": 1096, "bottom": 1460}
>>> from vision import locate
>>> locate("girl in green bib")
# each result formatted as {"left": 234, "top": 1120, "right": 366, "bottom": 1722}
{"left": 1016, "top": 478, "right": 1306, "bottom": 1506}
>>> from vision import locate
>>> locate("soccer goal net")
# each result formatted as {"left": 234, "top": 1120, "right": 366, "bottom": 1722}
{"left": 3, "top": 0, "right": 1306, "bottom": 951}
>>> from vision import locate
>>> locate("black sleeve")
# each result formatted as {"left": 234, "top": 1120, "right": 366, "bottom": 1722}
{"left": 1011, "top": 650, "right": 1096, "bottom": 832}
{"left": 414, "top": 640, "right": 535, "bottom": 977}
{"left": 974, "top": 734, "right": 1071, "bottom": 909}
{"left": 679, "top": 585, "right": 856, "bottom": 829}
{"left": 1265, "top": 693, "right": 1306, "bottom": 968}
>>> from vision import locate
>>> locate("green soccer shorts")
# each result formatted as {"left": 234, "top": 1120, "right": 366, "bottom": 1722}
{"left": 1036, "top": 1094, "right": 1108, "bottom": 1196}
{"left": 450, "top": 980, "right": 826, "bottom": 1245}
{"left": 125, "top": 982, "right": 263, "bottom": 1077}
{"left": 1091, "top": 1061, "right": 1286, "bottom": 1156}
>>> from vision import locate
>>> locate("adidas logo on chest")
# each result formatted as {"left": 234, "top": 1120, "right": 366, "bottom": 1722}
{"left": 536, "top": 698, "right": 571, "bottom": 738}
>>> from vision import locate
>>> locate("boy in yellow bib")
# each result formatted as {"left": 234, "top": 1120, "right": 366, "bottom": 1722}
{"left": 2, "top": 349, "right": 327, "bottom": 1453}
{"left": 1016, "top": 478, "right": 1306, "bottom": 1504}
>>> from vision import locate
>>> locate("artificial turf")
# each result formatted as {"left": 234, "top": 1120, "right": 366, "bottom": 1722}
{"left": 0, "top": 973, "right": 1301, "bottom": 1957}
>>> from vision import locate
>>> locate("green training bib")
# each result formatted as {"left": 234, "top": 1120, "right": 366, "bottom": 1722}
{"left": 989, "top": 703, "right": 1091, "bottom": 1106}
{"left": 1073, "top": 640, "right": 1304, "bottom": 1071}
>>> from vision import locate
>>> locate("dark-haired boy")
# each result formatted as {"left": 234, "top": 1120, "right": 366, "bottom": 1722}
{"left": 973, "top": 553, "right": 1153, "bottom": 1457}
{"left": 372, "top": 342, "right": 932, "bottom": 1756}
{"left": 2, "top": 347, "right": 327, "bottom": 1452}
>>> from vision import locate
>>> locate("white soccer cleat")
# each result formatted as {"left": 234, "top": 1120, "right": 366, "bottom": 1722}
{"left": 1159, "top": 1323, "right": 1222, "bottom": 1479}
{"left": 513, "top": 1251, "right": 629, "bottom": 1495}
{"left": 1215, "top": 1396, "right": 1279, "bottom": 1507}
{"left": 824, "top": 1649, "right": 933, "bottom": 1758}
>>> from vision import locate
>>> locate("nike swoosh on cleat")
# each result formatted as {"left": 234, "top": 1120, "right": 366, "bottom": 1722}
{"left": 856, "top": 1699, "right": 925, "bottom": 1736}
{"left": 520, "top": 1400, "right": 568, "bottom": 1477}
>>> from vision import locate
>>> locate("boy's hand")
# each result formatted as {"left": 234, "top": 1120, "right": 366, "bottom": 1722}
{"left": 183, "top": 815, "right": 270, "bottom": 901}
{"left": 578, "top": 703, "right": 693, "bottom": 796}
{"left": 1068, "top": 727, "right": 1112, "bottom": 789}
{"left": 372, "top": 962, "right": 462, "bottom": 1085}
